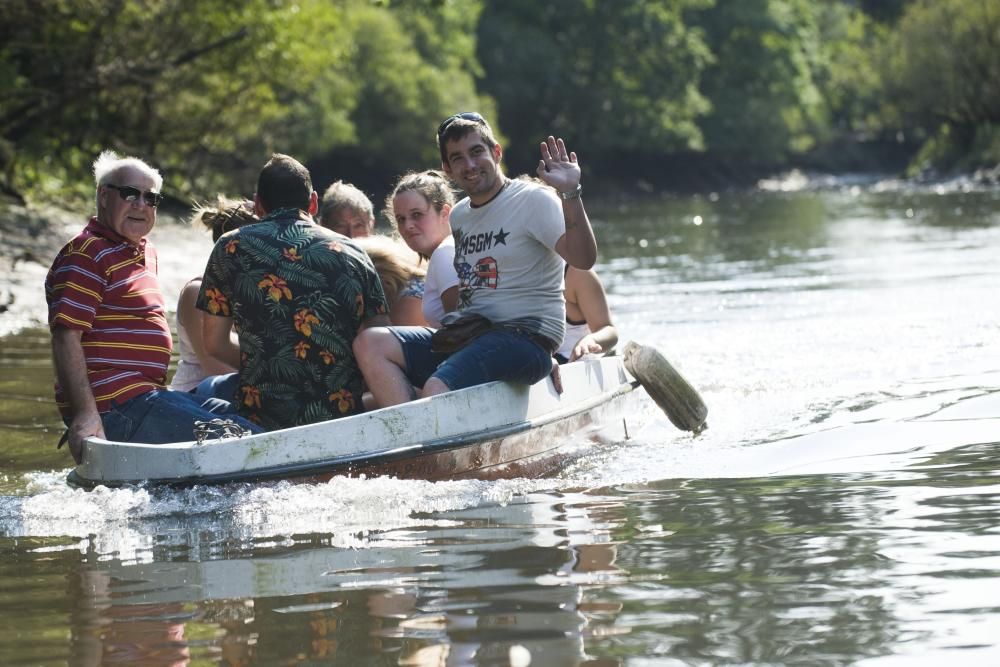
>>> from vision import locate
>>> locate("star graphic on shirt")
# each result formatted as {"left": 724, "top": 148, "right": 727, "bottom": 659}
{"left": 494, "top": 228, "right": 509, "bottom": 245}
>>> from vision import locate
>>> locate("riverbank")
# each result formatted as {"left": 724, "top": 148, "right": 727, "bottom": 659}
{"left": 0, "top": 198, "right": 212, "bottom": 336}
{"left": 3, "top": 163, "right": 998, "bottom": 337}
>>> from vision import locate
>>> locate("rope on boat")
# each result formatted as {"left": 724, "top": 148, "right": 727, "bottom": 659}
{"left": 194, "top": 418, "right": 252, "bottom": 444}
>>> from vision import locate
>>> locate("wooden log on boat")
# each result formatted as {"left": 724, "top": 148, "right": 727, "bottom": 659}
{"left": 623, "top": 341, "right": 708, "bottom": 433}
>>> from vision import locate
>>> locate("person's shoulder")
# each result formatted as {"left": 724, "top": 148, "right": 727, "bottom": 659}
{"left": 181, "top": 276, "right": 203, "bottom": 292}
{"left": 58, "top": 221, "right": 120, "bottom": 260}
{"left": 566, "top": 265, "right": 600, "bottom": 289}
{"left": 316, "top": 231, "right": 378, "bottom": 268}
{"left": 509, "top": 177, "right": 558, "bottom": 203}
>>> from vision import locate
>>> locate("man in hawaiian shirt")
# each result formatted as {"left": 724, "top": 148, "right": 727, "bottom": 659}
{"left": 197, "top": 153, "right": 389, "bottom": 430}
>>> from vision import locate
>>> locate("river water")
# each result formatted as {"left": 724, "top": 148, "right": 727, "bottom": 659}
{"left": 1, "top": 177, "right": 998, "bottom": 665}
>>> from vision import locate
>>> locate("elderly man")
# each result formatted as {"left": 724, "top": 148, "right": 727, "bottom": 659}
{"left": 197, "top": 153, "right": 390, "bottom": 430}
{"left": 45, "top": 150, "right": 259, "bottom": 462}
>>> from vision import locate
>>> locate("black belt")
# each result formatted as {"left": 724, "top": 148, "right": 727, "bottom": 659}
{"left": 528, "top": 334, "right": 557, "bottom": 355}
{"left": 499, "top": 325, "right": 557, "bottom": 355}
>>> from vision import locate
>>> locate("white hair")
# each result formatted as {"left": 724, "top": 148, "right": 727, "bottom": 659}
{"left": 93, "top": 149, "right": 164, "bottom": 209}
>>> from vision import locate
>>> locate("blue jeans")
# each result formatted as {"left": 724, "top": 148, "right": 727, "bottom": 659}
{"left": 99, "top": 389, "right": 262, "bottom": 444}
{"left": 193, "top": 372, "right": 239, "bottom": 402}
{"left": 391, "top": 326, "right": 553, "bottom": 391}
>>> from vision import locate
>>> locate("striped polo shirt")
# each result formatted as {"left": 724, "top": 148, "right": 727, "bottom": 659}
{"left": 45, "top": 217, "right": 172, "bottom": 417}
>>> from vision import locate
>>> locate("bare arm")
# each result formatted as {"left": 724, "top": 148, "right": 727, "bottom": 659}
{"left": 177, "top": 281, "right": 238, "bottom": 376}
{"left": 202, "top": 312, "right": 241, "bottom": 369}
{"left": 389, "top": 296, "right": 428, "bottom": 327}
{"left": 441, "top": 285, "right": 458, "bottom": 313}
{"left": 566, "top": 268, "right": 618, "bottom": 361}
{"left": 538, "top": 136, "right": 597, "bottom": 270}
{"left": 51, "top": 327, "right": 104, "bottom": 463}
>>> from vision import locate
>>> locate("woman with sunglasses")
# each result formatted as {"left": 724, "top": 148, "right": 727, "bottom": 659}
{"left": 168, "top": 196, "right": 258, "bottom": 399}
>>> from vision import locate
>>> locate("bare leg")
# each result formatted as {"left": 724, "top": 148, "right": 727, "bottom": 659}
{"left": 418, "top": 376, "right": 451, "bottom": 398}
{"left": 353, "top": 328, "right": 416, "bottom": 408}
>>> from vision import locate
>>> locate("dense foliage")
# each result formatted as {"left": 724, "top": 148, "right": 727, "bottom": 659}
{"left": 0, "top": 0, "right": 995, "bottom": 206}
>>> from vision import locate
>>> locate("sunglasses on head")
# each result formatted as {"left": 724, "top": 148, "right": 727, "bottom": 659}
{"left": 106, "top": 183, "right": 163, "bottom": 208}
{"left": 437, "top": 111, "right": 485, "bottom": 142}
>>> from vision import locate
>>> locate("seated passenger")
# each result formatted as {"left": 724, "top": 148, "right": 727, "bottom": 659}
{"left": 318, "top": 180, "right": 376, "bottom": 238}
{"left": 555, "top": 266, "right": 619, "bottom": 363}
{"left": 197, "top": 154, "right": 390, "bottom": 430}
{"left": 320, "top": 178, "right": 428, "bottom": 325}
{"left": 169, "top": 197, "right": 258, "bottom": 397}
{"left": 353, "top": 113, "right": 598, "bottom": 408}
{"left": 46, "top": 151, "right": 260, "bottom": 461}
{"left": 385, "top": 170, "right": 459, "bottom": 328}
{"left": 354, "top": 234, "right": 428, "bottom": 326}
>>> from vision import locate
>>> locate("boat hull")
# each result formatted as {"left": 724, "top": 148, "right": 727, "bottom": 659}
{"left": 68, "top": 356, "right": 644, "bottom": 488}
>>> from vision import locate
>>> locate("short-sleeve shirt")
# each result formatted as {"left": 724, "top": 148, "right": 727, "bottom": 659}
{"left": 450, "top": 178, "right": 566, "bottom": 346}
{"left": 422, "top": 235, "right": 459, "bottom": 328}
{"left": 45, "top": 217, "right": 172, "bottom": 417}
{"left": 196, "top": 208, "right": 388, "bottom": 430}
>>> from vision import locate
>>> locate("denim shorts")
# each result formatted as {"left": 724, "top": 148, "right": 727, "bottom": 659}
{"left": 99, "top": 389, "right": 262, "bottom": 444}
{"left": 391, "top": 326, "right": 553, "bottom": 391}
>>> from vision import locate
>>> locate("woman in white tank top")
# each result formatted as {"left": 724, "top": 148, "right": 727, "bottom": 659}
{"left": 555, "top": 265, "right": 618, "bottom": 363}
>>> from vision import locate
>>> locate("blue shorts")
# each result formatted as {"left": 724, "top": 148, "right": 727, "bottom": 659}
{"left": 390, "top": 326, "right": 553, "bottom": 391}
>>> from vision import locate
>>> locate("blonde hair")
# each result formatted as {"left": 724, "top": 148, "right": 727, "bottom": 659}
{"left": 355, "top": 235, "right": 425, "bottom": 306}
{"left": 190, "top": 195, "right": 259, "bottom": 242}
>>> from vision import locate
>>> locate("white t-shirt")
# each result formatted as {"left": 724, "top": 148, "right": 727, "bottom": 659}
{"left": 422, "top": 235, "right": 459, "bottom": 328}
{"left": 449, "top": 178, "right": 566, "bottom": 346}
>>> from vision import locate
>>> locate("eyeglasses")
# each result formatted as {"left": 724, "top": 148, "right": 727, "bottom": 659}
{"left": 105, "top": 184, "right": 164, "bottom": 207}
{"left": 437, "top": 111, "right": 485, "bottom": 142}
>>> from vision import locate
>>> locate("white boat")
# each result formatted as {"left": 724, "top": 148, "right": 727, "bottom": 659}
{"left": 67, "top": 343, "right": 707, "bottom": 489}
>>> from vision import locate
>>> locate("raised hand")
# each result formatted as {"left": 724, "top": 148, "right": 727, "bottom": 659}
{"left": 536, "top": 136, "right": 581, "bottom": 194}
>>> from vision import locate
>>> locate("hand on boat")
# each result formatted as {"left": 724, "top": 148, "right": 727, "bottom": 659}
{"left": 66, "top": 412, "right": 104, "bottom": 463}
{"left": 549, "top": 359, "right": 563, "bottom": 395}
{"left": 569, "top": 334, "right": 604, "bottom": 362}
{"left": 537, "top": 136, "right": 581, "bottom": 193}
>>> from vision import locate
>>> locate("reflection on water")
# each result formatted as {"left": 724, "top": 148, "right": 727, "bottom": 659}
{"left": 1, "top": 183, "right": 999, "bottom": 664}
{"left": 4, "top": 468, "right": 999, "bottom": 665}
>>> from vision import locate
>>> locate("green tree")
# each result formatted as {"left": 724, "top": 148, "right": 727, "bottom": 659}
{"left": 882, "top": 0, "right": 1000, "bottom": 152}
{"left": 0, "top": 0, "right": 488, "bottom": 204}
{"left": 476, "top": 0, "right": 713, "bottom": 175}
{"left": 813, "top": 3, "right": 887, "bottom": 137}
{"left": 306, "top": 0, "right": 496, "bottom": 200}
{"left": 692, "top": 0, "right": 828, "bottom": 159}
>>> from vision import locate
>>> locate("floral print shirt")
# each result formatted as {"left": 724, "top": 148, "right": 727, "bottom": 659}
{"left": 197, "top": 208, "right": 387, "bottom": 430}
